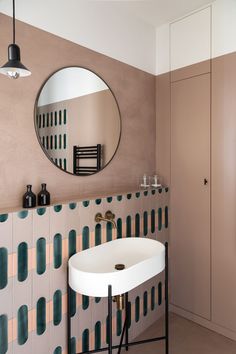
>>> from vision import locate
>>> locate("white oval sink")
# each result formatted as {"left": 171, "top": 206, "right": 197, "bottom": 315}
{"left": 69, "top": 237, "right": 165, "bottom": 297}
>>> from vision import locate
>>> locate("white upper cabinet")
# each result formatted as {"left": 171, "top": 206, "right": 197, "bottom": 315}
{"left": 170, "top": 7, "right": 211, "bottom": 71}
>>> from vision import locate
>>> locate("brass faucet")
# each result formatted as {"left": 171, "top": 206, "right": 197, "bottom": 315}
{"left": 95, "top": 210, "right": 117, "bottom": 229}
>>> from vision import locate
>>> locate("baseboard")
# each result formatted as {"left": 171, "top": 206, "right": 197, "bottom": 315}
{"left": 170, "top": 304, "right": 236, "bottom": 342}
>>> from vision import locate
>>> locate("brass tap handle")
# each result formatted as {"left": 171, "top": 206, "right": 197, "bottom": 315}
{"left": 95, "top": 211, "right": 117, "bottom": 229}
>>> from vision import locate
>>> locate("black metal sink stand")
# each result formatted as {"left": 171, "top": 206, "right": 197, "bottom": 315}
{"left": 67, "top": 242, "right": 169, "bottom": 354}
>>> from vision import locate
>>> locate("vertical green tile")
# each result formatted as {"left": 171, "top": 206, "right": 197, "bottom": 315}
{"left": 117, "top": 195, "right": 122, "bottom": 201}
{"left": 70, "top": 337, "right": 76, "bottom": 354}
{"left": 46, "top": 136, "right": 49, "bottom": 149}
{"left": 95, "top": 321, "right": 101, "bottom": 350}
{"left": 127, "top": 193, "right": 132, "bottom": 200}
{"left": 53, "top": 234, "right": 62, "bottom": 269}
{"left": 165, "top": 206, "right": 168, "bottom": 228}
{"left": 151, "top": 286, "right": 155, "bottom": 311}
{"left": 82, "top": 329, "right": 89, "bottom": 352}
{"left": 135, "top": 214, "right": 140, "bottom": 237}
{"left": 82, "top": 295, "right": 89, "bottom": 310}
{"left": 135, "top": 192, "right": 140, "bottom": 198}
{"left": 143, "top": 211, "right": 148, "bottom": 236}
{"left": 117, "top": 218, "right": 122, "bottom": 239}
{"left": 0, "top": 214, "right": 8, "bottom": 223}
{"left": 69, "top": 288, "right": 76, "bottom": 318}
{"left": 53, "top": 290, "right": 62, "bottom": 326}
{"left": 50, "top": 135, "right": 53, "bottom": 149}
{"left": 36, "top": 238, "right": 46, "bottom": 275}
{"left": 83, "top": 201, "right": 90, "bottom": 207}
{"left": 64, "top": 159, "right": 67, "bottom": 170}
{"left": 50, "top": 112, "right": 53, "bottom": 126}
{"left": 39, "top": 114, "right": 41, "bottom": 128}
{"left": 54, "top": 347, "right": 62, "bottom": 354}
{"left": 18, "top": 242, "right": 28, "bottom": 282}
{"left": 158, "top": 208, "right": 162, "bottom": 231}
{"left": 63, "top": 109, "right": 67, "bottom": 125}
{"left": 69, "top": 202, "right": 77, "bottom": 210}
{"left": 128, "top": 302, "right": 131, "bottom": 329}
{"left": 54, "top": 135, "right": 57, "bottom": 150}
{"left": 63, "top": 134, "right": 67, "bottom": 149}
{"left": 0, "top": 248, "right": 7, "bottom": 289}
{"left": 0, "top": 314, "right": 8, "bottom": 354}
{"left": 17, "top": 210, "right": 28, "bottom": 219}
{"left": 107, "top": 197, "right": 113, "bottom": 203}
{"left": 59, "top": 134, "right": 62, "bottom": 149}
{"left": 151, "top": 209, "right": 155, "bottom": 233}
{"left": 68, "top": 230, "right": 76, "bottom": 258}
{"left": 158, "top": 282, "right": 162, "bottom": 305}
{"left": 143, "top": 291, "right": 148, "bottom": 316}
{"left": 36, "top": 297, "right": 46, "bottom": 335}
{"left": 135, "top": 296, "right": 140, "bottom": 322}
{"left": 126, "top": 216, "right": 131, "bottom": 237}
{"left": 46, "top": 113, "right": 49, "bottom": 127}
{"left": 42, "top": 114, "right": 45, "bottom": 128}
{"left": 54, "top": 111, "right": 57, "bottom": 126}
{"left": 95, "top": 198, "right": 102, "bottom": 205}
{"left": 37, "top": 207, "right": 46, "bottom": 216}
{"left": 106, "top": 222, "right": 112, "bottom": 242}
{"left": 95, "top": 297, "right": 101, "bottom": 304}
{"left": 18, "top": 305, "right": 28, "bottom": 345}
{"left": 116, "top": 310, "right": 122, "bottom": 336}
{"left": 82, "top": 226, "right": 89, "bottom": 250}
{"left": 59, "top": 110, "right": 62, "bottom": 125}
{"left": 95, "top": 224, "right": 101, "bottom": 246}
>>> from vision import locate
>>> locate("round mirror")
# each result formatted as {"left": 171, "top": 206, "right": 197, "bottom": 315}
{"left": 35, "top": 67, "right": 121, "bottom": 176}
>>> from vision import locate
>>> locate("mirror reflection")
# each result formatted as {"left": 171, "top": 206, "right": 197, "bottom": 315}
{"left": 35, "top": 67, "right": 121, "bottom": 176}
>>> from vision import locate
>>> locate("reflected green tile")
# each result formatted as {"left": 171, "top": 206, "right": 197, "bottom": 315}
{"left": 59, "top": 110, "right": 62, "bottom": 125}
{"left": 158, "top": 282, "right": 162, "bottom": 305}
{"left": 37, "top": 238, "right": 46, "bottom": 275}
{"left": 95, "top": 321, "right": 101, "bottom": 350}
{"left": 95, "top": 199, "right": 102, "bottom": 205}
{"left": 0, "top": 214, "right": 8, "bottom": 223}
{"left": 127, "top": 193, "right": 132, "bottom": 200}
{"left": 69, "top": 230, "right": 76, "bottom": 258}
{"left": 158, "top": 208, "right": 162, "bottom": 231}
{"left": 64, "top": 109, "right": 67, "bottom": 125}
{"left": 54, "top": 234, "right": 62, "bottom": 269}
{"left": 117, "top": 195, "right": 122, "bottom": 201}
{"left": 63, "top": 134, "right": 67, "bottom": 149}
{"left": 135, "top": 192, "right": 140, "bottom": 198}
{"left": 54, "top": 205, "right": 62, "bottom": 212}
{"left": 165, "top": 206, "right": 168, "bottom": 228}
{"left": 158, "top": 188, "right": 162, "bottom": 194}
{"left": 82, "top": 226, "right": 89, "bottom": 250}
{"left": 151, "top": 189, "right": 156, "bottom": 195}
{"left": 126, "top": 216, "right": 131, "bottom": 237}
{"left": 53, "top": 290, "right": 62, "bottom": 326}
{"left": 37, "top": 207, "right": 46, "bottom": 216}
{"left": 36, "top": 297, "right": 46, "bottom": 335}
{"left": 135, "top": 296, "right": 140, "bottom": 322}
{"left": 116, "top": 310, "right": 122, "bottom": 336}
{"left": 135, "top": 214, "right": 140, "bottom": 237}
{"left": 165, "top": 187, "right": 169, "bottom": 192}
{"left": 143, "top": 291, "right": 148, "bottom": 316}
{"left": 82, "top": 329, "right": 89, "bottom": 352}
{"left": 83, "top": 200, "right": 90, "bottom": 207}
{"left": 17, "top": 210, "right": 28, "bottom": 219}
{"left": 117, "top": 218, "right": 122, "bottom": 239}
{"left": 0, "top": 248, "right": 7, "bottom": 290}
{"left": 69, "top": 203, "right": 77, "bottom": 210}
{"left": 0, "top": 314, "right": 8, "bottom": 354}
{"left": 151, "top": 209, "right": 155, "bottom": 233}
{"left": 95, "top": 224, "right": 101, "bottom": 246}
{"left": 151, "top": 286, "right": 155, "bottom": 311}
{"left": 106, "top": 222, "right": 112, "bottom": 242}
{"left": 107, "top": 197, "right": 113, "bottom": 203}
{"left": 143, "top": 211, "right": 148, "bottom": 236}
{"left": 18, "top": 242, "right": 28, "bottom": 282}
{"left": 18, "top": 305, "right": 28, "bottom": 345}
{"left": 144, "top": 190, "right": 148, "bottom": 196}
{"left": 95, "top": 297, "right": 101, "bottom": 303}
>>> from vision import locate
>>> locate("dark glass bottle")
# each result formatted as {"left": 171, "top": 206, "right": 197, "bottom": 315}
{"left": 23, "top": 185, "right": 36, "bottom": 208}
{"left": 38, "top": 183, "right": 50, "bottom": 206}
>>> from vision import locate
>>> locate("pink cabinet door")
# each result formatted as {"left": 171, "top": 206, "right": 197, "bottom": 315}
{"left": 170, "top": 73, "right": 211, "bottom": 319}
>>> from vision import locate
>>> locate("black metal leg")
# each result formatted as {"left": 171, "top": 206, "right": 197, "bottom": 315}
{"left": 165, "top": 242, "right": 169, "bottom": 354}
{"left": 108, "top": 285, "right": 113, "bottom": 354}
{"left": 67, "top": 269, "right": 71, "bottom": 354}
{"left": 125, "top": 293, "right": 129, "bottom": 351}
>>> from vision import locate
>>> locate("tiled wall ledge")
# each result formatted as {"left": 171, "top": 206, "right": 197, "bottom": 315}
{"left": 0, "top": 187, "right": 169, "bottom": 354}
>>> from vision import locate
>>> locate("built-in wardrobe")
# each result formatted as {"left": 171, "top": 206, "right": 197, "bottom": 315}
{"left": 156, "top": 5, "right": 236, "bottom": 341}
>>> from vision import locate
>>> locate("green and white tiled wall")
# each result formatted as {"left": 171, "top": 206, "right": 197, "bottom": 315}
{"left": 0, "top": 188, "right": 169, "bottom": 354}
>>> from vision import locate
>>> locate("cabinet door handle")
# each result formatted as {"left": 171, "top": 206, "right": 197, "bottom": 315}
{"left": 204, "top": 178, "right": 208, "bottom": 185}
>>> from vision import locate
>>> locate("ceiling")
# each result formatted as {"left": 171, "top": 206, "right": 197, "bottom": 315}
{"left": 89, "top": 0, "right": 215, "bottom": 27}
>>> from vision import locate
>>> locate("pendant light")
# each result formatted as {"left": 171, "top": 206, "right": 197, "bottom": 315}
{"left": 0, "top": 0, "right": 31, "bottom": 79}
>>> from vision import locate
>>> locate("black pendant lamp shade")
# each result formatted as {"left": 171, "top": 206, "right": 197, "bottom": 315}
{"left": 0, "top": 0, "right": 31, "bottom": 79}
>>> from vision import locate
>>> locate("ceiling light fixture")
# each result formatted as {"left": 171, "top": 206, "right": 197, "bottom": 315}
{"left": 0, "top": 0, "right": 31, "bottom": 79}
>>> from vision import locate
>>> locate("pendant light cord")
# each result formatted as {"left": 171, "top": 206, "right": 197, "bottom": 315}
{"left": 13, "top": 0, "right": 15, "bottom": 44}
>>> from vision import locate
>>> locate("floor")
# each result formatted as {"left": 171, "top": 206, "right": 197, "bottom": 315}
{"left": 121, "top": 312, "right": 236, "bottom": 354}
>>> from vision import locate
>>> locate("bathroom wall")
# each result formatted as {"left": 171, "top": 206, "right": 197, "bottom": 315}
{"left": 0, "top": 13, "right": 156, "bottom": 210}
{"left": 0, "top": 188, "right": 169, "bottom": 354}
